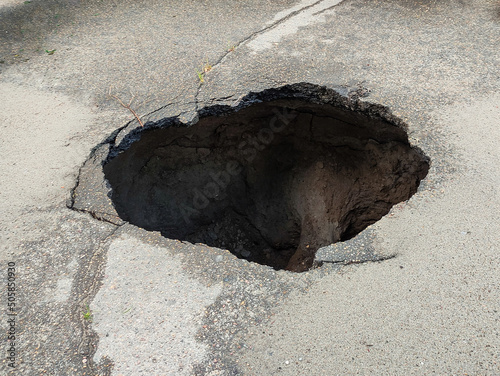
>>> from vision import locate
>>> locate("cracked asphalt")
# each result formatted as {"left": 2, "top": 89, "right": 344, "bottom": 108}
{"left": 1, "top": 0, "right": 499, "bottom": 375}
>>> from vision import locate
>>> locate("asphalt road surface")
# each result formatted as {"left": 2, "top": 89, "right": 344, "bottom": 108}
{"left": 0, "top": 0, "right": 499, "bottom": 375}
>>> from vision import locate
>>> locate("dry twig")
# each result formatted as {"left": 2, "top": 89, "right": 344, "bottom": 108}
{"left": 108, "top": 87, "right": 144, "bottom": 127}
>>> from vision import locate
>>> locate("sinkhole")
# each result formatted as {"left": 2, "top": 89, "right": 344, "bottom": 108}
{"left": 103, "top": 84, "right": 429, "bottom": 272}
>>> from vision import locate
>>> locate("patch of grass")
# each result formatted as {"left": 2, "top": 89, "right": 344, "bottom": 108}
{"left": 45, "top": 49, "right": 56, "bottom": 55}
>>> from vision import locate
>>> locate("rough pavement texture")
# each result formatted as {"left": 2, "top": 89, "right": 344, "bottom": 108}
{"left": 91, "top": 229, "right": 222, "bottom": 376}
{"left": 0, "top": 0, "right": 499, "bottom": 375}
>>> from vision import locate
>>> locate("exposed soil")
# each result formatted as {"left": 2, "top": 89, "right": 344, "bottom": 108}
{"left": 104, "top": 94, "right": 429, "bottom": 272}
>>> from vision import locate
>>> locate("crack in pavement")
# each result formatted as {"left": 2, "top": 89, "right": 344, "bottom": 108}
{"left": 97, "top": 0, "right": 346, "bottom": 125}
{"left": 192, "top": 0, "right": 346, "bottom": 112}
{"left": 141, "top": 93, "right": 187, "bottom": 121}
{"left": 317, "top": 254, "right": 397, "bottom": 267}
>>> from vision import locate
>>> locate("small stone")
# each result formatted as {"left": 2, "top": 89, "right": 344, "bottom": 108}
{"left": 241, "top": 250, "right": 251, "bottom": 258}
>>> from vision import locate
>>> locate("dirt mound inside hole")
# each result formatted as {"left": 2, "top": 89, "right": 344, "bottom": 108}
{"left": 104, "top": 93, "right": 429, "bottom": 272}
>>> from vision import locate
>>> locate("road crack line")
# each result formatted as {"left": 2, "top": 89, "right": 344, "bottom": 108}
{"left": 193, "top": 0, "right": 346, "bottom": 111}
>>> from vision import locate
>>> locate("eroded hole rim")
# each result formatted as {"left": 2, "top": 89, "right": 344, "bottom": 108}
{"left": 78, "top": 83, "right": 431, "bottom": 272}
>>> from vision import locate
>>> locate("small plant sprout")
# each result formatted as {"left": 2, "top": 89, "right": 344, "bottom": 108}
{"left": 196, "top": 69, "right": 205, "bottom": 83}
{"left": 196, "top": 59, "right": 212, "bottom": 83}
{"left": 83, "top": 305, "right": 92, "bottom": 321}
{"left": 45, "top": 49, "right": 56, "bottom": 55}
{"left": 123, "top": 307, "right": 132, "bottom": 314}
{"left": 203, "top": 59, "right": 212, "bottom": 73}
{"left": 227, "top": 42, "right": 236, "bottom": 52}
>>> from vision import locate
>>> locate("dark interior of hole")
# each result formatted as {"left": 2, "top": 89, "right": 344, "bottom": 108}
{"left": 104, "top": 99, "right": 429, "bottom": 272}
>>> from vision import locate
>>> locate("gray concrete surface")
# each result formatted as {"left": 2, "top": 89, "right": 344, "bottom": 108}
{"left": 0, "top": 0, "right": 499, "bottom": 375}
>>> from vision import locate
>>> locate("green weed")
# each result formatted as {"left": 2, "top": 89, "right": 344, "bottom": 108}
{"left": 83, "top": 305, "right": 92, "bottom": 322}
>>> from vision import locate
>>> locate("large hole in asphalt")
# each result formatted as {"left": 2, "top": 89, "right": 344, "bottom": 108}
{"left": 104, "top": 87, "right": 429, "bottom": 272}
